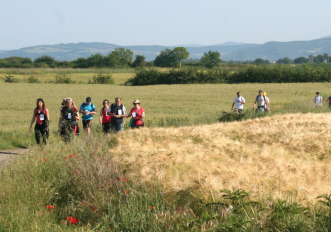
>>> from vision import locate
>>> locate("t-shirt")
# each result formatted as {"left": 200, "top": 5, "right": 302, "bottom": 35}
{"left": 80, "top": 103, "right": 96, "bottom": 120}
{"left": 108, "top": 104, "right": 127, "bottom": 124}
{"left": 102, "top": 108, "right": 111, "bottom": 123}
{"left": 315, "top": 96, "right": 322, "bottom": 106}
{"left": 256, "top": 95, "right": 266, "bottom": 107}
{"left": 234, "top": 97, "right": 245, "bottom": 110}
{"left": 61, "top": 106, "right": 78, "bottom": 125}
{"left": 130, "top": 107, "right": 144, "bottom": 125}
{"left": 35, "top": 108, "right": 47, "bottom": 126}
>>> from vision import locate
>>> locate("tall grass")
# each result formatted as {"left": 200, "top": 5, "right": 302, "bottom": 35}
{"left": 2, "top": 115, "right": 331, "bottom": 230}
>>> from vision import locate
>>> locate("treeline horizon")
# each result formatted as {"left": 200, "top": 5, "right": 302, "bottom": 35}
{"left": 0, "top": 46, "right": 330, "bottom": 69}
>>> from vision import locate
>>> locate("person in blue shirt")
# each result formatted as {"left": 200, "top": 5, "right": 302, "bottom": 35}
{"left": 79, "top": 97, "right": 96, "bottom": 135}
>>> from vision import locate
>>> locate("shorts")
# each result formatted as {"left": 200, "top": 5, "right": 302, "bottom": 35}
{"left": 102, "top": 122, "right": 112, "bottom": 134}
{"left": 83, "top": 120, "right": 92, "bottom": 129}
{"left": 234, "top": 109, "right": 243, "bottom": 113}
{"left": 257, "top": 106, "right": 265, "bottom": 113}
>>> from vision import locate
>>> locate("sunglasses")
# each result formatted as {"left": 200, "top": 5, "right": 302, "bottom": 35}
{"left": 133, "top": 103, "right": 139, "bottom": 105}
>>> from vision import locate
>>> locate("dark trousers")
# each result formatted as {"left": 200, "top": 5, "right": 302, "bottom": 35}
{"left": 35, "top": 124, "right": 49, "bottom": 145}
{"left": 60, "top": 123, "right": 77, "bottom": 143}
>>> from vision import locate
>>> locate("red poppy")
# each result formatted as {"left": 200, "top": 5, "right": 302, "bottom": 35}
{"left": 43, "top": 158, "right": 48, "bottom": 162}
{"left": 40, "top": 211, "right": 44, "bottom": 215}
{"left": 121, "top": 137, "right": 124, "bottom": 139}
{"left": 91, "top": 207, "right": 96, "bottom": 212}
{"left": 148, "top": 206, "right": 156, "bottom": 209}
{"left": 125, "top": 190, "right": 130, "bottom": 194}
{"left": 65, "top": 157, "right": 67, "bottom": 159}
{"left": 72, "top": 170, "right": 77, "bottom": 174}
{"left": 74, "top": 154, "right": 77, "bottom": 157}
{"left": 47, "top": 205, "right": 55, "bottom": 212}
{"left": 66, "top": 216, "right": 79, "bottom": 225}
{"left": 43, "top": 152, "right": 46, "bottom": 154}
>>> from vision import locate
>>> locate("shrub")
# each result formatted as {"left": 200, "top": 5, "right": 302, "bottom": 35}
{"left": 54, "top": 74, "right": 75, "bottom": 84}
{"left": 1, "top": 74, "right": 19, "bottom": 83}
{"left": 27, "top": 76, "right": 40, "bottom": 83}
{"left": 88, "top": 72, "right": 114, "bottom": 84}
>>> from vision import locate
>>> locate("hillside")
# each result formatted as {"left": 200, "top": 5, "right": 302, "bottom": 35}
{"left": 110, "top": 113, "right": 331, "bottom": 203}
{"left": 224, "top": 38, "right": 331, "bottom": 61}
{"left": 1, "top": 38, "right": 331, "bottom": 62}
{"left": 0, "top": 42, "right": 259, "bottom": 61}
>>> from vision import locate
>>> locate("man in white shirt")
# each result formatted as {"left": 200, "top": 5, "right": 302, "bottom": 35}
{"left": 314, "top": 92, "right": 322, "bottom": 107}
{"left": 231, "top": 92, "right": 246, "bottom": 113}
{"left": 253, "top": 90, "right": 266, "bottom": 113}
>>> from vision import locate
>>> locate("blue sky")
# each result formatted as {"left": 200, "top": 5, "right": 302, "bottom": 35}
{"left": 0, "top": 0, "right": 330, "bottom": 50}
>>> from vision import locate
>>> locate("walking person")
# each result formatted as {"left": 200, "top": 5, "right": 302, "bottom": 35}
{"left": 99, "top": 99, "right": 111, "bottom": 135}
{"left": 79, "top": 97, "right": 96, "bottom": 136}
{"left": 127, "top": 99, "right": 145, "bottom": 129}
{"left": 29, "top": 98, "right": 49, "bottom": 145}
{"left": 327, "top": 95, "right": 331, "bottom": 109}
{"left": 108, "top": 97, "right": 127, "bottom": 133}
{"left": 59, "top": 98, "right": 80, "bottom": 142}
{"left": 314, "top": 92, "right": 323, "bottom": 107}
{"left": 263, "top": 92, "right": 270, "bottom": 113}
{"left": 253, "top": 90, "right": 266, "bottom": 113}
{"left": 231, "top": 92, "right": 245, "bottom": 113}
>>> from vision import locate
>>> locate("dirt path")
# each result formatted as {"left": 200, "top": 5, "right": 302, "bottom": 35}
{"left": 0, "top": 148, "right": 28, "bottom": 166}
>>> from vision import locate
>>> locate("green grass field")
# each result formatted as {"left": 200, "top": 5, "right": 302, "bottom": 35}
{"left": 3, "top": 69, "right": 331, "bottom": 230}
{"left": 1, "top": 69, "right": 331, "bottom": 149}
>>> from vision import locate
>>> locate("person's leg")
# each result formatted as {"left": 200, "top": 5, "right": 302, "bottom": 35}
{"left": 117, "top": 122, "right": 124, "bottom": 132}
{"left": 34, "top": 126, "right": 42, "bottom": 145}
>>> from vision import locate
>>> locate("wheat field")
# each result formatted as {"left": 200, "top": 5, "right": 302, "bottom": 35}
{"left": 109, "top": 113, "right": 331, "bottom": 204}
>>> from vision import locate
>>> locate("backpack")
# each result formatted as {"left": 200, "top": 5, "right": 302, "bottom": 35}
{"left": 256, "top": 95, "right": 266, "bottom": 106}
{"left": 328, "top": 97, "right": 331, "bottom": 104}
{"left": 83, "top": 103, "right": 96, "bottom": 112}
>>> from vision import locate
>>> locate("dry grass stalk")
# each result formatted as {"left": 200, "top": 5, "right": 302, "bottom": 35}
{"left": 110, "top": 113, "right": 331, "bottom": 204}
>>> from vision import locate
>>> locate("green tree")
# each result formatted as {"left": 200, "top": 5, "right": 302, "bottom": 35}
{"left": 294, "top": 56, "right": 308, "bottom": 64}
{"left": 86, "top": 53, "right": 104, "bottom": 67}
{"left": 172, "top": 47, "right": 189, "bottom": 67}
{"left": 104, "top": 52, "right": 120, "bottom": 68}
{"left": 324, "top": 53, "right": 329, "bottom": 62}
{"left": 154, "top": 48, "right": 174, "bottom": 67}
{"left": 276, "top": 58, "right": 284, "bottom": 64}
{"left": 73, "top": 58, "right": 88, "bottom": 68}
{"left": 132, "top": 55, "right": 146, "bottom": 68}
{"left": 283, "top": 57, "right": 291, "bottom": 64}
{"left": 200, "top": 50, "right": 222, "bottom": 68}
{"left": 114, "top": 47, "right": 133, "bottom": 66}
{"left": 154, "top": 47, "right": 190, "bottom": 67}
{"left": 34, "top": 55, "right": 56, "bottom": 67}
{"left": 254, "top": 58, "right": 265, "bottom": 64}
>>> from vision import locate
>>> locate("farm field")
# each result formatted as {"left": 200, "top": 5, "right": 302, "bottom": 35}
{"left": 2, "top": 69, "right": 331, "bottom": 230}
{"left": 1, "top": 75, "right": 331, "bottom": 149}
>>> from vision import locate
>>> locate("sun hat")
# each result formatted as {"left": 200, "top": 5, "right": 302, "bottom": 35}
{"left": 133, "top": 99, "right": 140, "bottom": 104}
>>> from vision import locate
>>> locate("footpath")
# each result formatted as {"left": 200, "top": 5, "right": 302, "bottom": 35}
{"left": 0, "top": 149, "right": 28, "bottom": 166}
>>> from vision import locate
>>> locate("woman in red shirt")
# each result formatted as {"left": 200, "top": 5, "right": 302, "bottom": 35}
{"left": 29, "top": 98, "right": 50, "bottom": 145}
{"left": 127, "top": 99, "right": 145, "bottom": 129}
{"left": 99, "top": 99, "right": 112, "bottom": 135}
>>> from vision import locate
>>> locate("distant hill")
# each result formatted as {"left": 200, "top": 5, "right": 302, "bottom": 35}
{"left": 0, "top": 42, "right": 259, "bottom": 61}
{"left": 223, "top": 38, "right": 331, "bottom": 61}
{"left": 0, "top": 38, "right": 331, "bottom": 62}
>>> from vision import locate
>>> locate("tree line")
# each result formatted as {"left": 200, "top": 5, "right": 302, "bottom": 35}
{"left": 0, "top": 46, "right": 329, "bottom": 68}
{"left": 125, "top": 65, "right": 331, "bottom": 85}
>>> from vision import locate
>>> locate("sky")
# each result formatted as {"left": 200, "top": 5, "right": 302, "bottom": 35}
{"left": 0, "top": 0, "right": 330, "bottom": 50}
